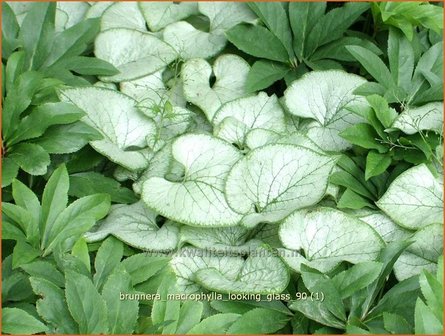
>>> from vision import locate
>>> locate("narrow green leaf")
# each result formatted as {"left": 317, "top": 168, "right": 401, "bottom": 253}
{"left": 8, "top": 143, "right": 50, "bottom": 176}
{"left": 93, "top": 237, "right": 123, "bottom": 291}
{"left": 1, "top": 307, "right": 47, "bottom": 334}
{"left": 227, "top": 308, "right": 289, "bottom": 334}
{"left": 245, "top": 60, "right": 289, "bottom": 92}
{"left": 41, "top": 164, "right": 69, "bottom": 245}
{"left": 2, "top": 158, "right": 19, "bottom": 187}
{"left": 365, "top": 151, "right": 392, "bottom": 180}
{"left": 102, "top": 268, "right": 139, "bottom": 334}
{"left": 21, "top": 261, "right": 64, "bottom": 287}
{"left": 340, "top": 123, "right": 387, "bottom": 152}
{"left": 346, "top": 45, "right": 394, "bottom": 88}
{"left": 65, "top": 270, "right": 108, "bottom": 334}
{"left": 383, "top": 312, "right": 412, "bottom": 334}
{"left": 175, "top": 301, "right": 203, "bottom": 334}
{"left": 63, "top": 56, "right": 119, "bottom": 76}
{"left": 187, "top": 313, "right": 240, "bottom": 334}
{"left": 226, "top": 24, "right": 289, "bottom": 63}
{"left": 71, "top": 237, "right": 91, "bottom": 272}
{"left": 12, "top": 241, "right": 40, "bottom": 269}
{"left": 337, "top": 189, "right": 372, "bottom": 210}
{"left": 247, "top": 2, "right": 294, "bottom": 58}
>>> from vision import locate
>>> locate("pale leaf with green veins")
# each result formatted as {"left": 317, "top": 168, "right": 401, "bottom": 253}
{"left": 95, "top": 28, "right": 177, "bottom": 82}
{"left": 359, "top": 212, "right": 412, "bottom": 244}
{"left": 171, "top": 247, "right": 244, "bottom": 293}
{"left": 212, "top": 92, "right": 286, "bottom": 147}
{"left": 56, "top": 2, "right": 89, "bottom": 30}
{"left": 392, "top": 102, "right": 443, "bottom": 135}
{"left": 182, "top": 55, "right": 250, "bottom": 121}
{"left": 226, "top": 144, "right": 337, "bottom": 227}
{"left": 85, "top": 2, "right": 113, "bottom": 19}
{"left": 180, "top": 226, "right": 262, "bottom": 254}
{"left": 283, "top": 70, "right": 368, "bottom": 151}
{"left": 163, "top": 2, "right": 255, "bottom": 59}
{"left": 196, "top": 247, "right": 289, "bottom": 294}
{"left": 101, "top": 2, "right": 146, "bottom": 31}
{"left": 59, "top": 87, "right": 156, "bottom": 171}
{"left": 394, "top": 224, "right": 443, "bottom": 281}
{"left": 279, "top": 208, "right": 384, "bottom": 272}
{"left": 85, "top": 201, "right": 179, "bottom": 252}
{"left": 376, "top": 164, "right": 443, "bottom": 229}
{"left": 139, "top": 2, "right": 199, "bottom": 32}
{"left": 142, "top": 134, "right": 242, "bottom": 227}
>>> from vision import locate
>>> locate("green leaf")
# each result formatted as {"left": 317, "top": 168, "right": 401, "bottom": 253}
{"left": 121, "top": 253, "right": 170, "bottom": 286}
{"left": 387, "top": 28, "right": 415, "bottom": 94}
{"left": 415, "top": 298, "right": 443, "bottom": 334}
{"left": 337, "top": 188, "right": 372, "bottom": 210}
{"left": 8, "top": 102, "right": 85, "bottom": 145}
{"left": 69, "top": 172, "right": 137, "bottom": 204}
{"left": 42, "top": 194, "right": 111, "bottom": 255}
{"left": 63, "top": 56, "right": 119, "bottom": 76}
{"left": 305, "top": 3, "right": 369, "bottom": 56}
{"left": 2, "top": 3, "right": 20, "bottom": 58}
{"left": 187, "top": 313, "right": 240, "bottom": 334}
{"left": 33, "top": 121, "right": 102, "bottom": 155}
{"left": 377, "top": 164, "right": 443, "bottom": 229}
{"left": 289, "top": 2, "right": 326, "bottom": 59}
{"left": 366, "top": 95, "right": 397, "bottom": 129}
{"left": 226, "top": 144, "right": 336, "bottom": 227}
{"left": 419, "top": 266, "right": 443, "bottom": 322}
{"left": 71, "top": 237, "right": 90, "bottom": 272}
{"left": 175, "top": 301, "right": 203, "bottom": 334}
{"left": 5, "top": 51, "right": 26, "bottom": 93}
{"left": 227, "top": 308, "right": 289, "bottom": 334}
{"left": 383, "top": 312, "right": 413, "bottom": 334}
{"left": 65, "top": 270, "right": 108, "bottom": 334}
{"left": 1, "top": 307, "right": 48, "bottom": 335}
{"left": 11, "top": 179, "right": 40, "bottom": 244}
{"left": 29, "top": 277, "right": 78, "bottom": 333}
{"left": 279, "top": 207, "right": 384, "bottom": 272}
{"left": 102, "top": 268, "right": 139, "bottom": 334}
{"left": 245, "top": 60, "right": 289, "bottom": 92}
{"left": 247, "top": 2, "right": 294, "bottom": 58}
{"left": 333, "top": 262, "right": 382, "bottom": 299}
{"left": 21, "top": 261, "right": 64, "bottom": 287}
{"left": 2, "top": 158, "right": 19, "bottom": 187}
{"left": 330, "top": 170, "right": 375, "bottom": 200}
{"left": 226, "top": 24, "right": 289, "bottom": 63}
{"left": 340, "top": 123, "right": 387, "bottom": 152}
{"left": 41, "top": 164, "right": 69, "bottom": 243}
{"left": 8, "top": 143, "right": 50, "bottom": 176}
{"left": 93, "top": 237, "right": 123, "bottom": 290}
{"left": 19, "top": 2, "right": 56, "bottom": 70}
{"left": 346, "top": 45, "right": 394, "bottom": 88}
{"left": 12, "top": 241, "right": 40, "bottom": 269}
{"left": 365, "top": 151, "right": 392, "bottom": 180}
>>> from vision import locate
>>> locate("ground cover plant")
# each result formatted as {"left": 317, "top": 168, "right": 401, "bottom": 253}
{"left": 1, "top": 1, "right": 443, "bottom": 335}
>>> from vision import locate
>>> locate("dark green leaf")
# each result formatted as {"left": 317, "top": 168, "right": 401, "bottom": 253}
{"left": 187, "top": 313, "right": 240, "bottom": 334}
{"left": 65, "top": 270, "right": 108, "bottom": 334}
{"left": 33, "top": 121, "right": 102, "bottom": 154}
{"left": 388, "top": 28, "right": 415, "bottom": 95}
{"left": 330, "top": 170, "right": 375, "bottom": 200}
{"left": 333, "top": 262, "right": 382, "bottom": 299}
{"left": 29, "top": 277, "right": 79, "bottom": 333}
{"left": 383, "top": 312, "right": 412, "bottom": 334}
{"left": 93, "top": 237, "right": 123, "bottom": 291}
{"left": 19, "top": 2, "right": 56, "bottom": 70}
{"left": 312, "top": 37, "right": 382, "bottom": 62}
{"left": 227, "top": 308, "right": 290, "bottom": 334}
{"left": 365, "top": 151, "right": 392, "bottom": 180}
{"left": 102, "top": 268, "right": 139, "bottom": 334}
{"left": 337, "top": 189, "right": 372, "bottom": 210}
{"left": 245, "top": 60, "right": 289, "bottom": 92}
{"left": 21, "top": 261, "right": 64, "bottom": 287}
{"left": 12, "top": 241, "right": 40, "bottom": 269}
{"left": 2, "top": 158, "right": 19, "bottom": 187}
{"left": 2, "top": 2, "right": 20, "bottom": 58}
{"left": 226, "top": 24, "right": 289, "bottom": 63}
{"left": 69, "top": 172, "right": 137, "bottom": 204}
{"left": 121, "top": 253, "right": 170, "bottom": 286}
{"left": 1, "top": 307, "right": 48, "bottom": 334}
{"left": 63, "top": 56, "right": 119, "bottom": 76}
{"left": 346, "top": 45, "right": 394, "bottom": 88}
{"left": 340, "top": 123, "right": 387, "bottom": 152}
{"left": 247, "top": 2, "right": 294, "bottom": 58}
{"left": 8, "top": 143, "right": 50, "bottom": 175}
{"left": 289, "top": 2, "right": 326, "bottom": 59}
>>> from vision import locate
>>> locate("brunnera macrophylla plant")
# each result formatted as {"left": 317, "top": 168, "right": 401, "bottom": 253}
{"left": 2, "top": 1, "right": 444, "bottom": 335}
